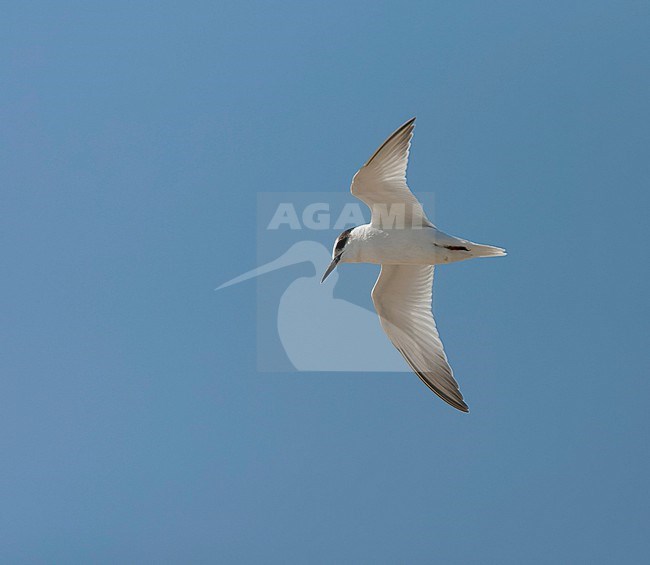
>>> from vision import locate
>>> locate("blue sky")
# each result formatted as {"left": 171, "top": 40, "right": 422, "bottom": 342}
{"left": 2, "top": 1, "right": 649, "bottom": 562}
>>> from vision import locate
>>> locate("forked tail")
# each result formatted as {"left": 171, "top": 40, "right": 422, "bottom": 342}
{"left": 470, "top": 242, "right": 507, "bottom": 258}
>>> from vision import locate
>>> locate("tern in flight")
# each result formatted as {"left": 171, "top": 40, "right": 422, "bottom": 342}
{"left": 322, "top": 118, "right": 506, "bottom": 412}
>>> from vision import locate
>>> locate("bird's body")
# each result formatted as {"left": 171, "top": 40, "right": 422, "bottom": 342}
{"left": 322, "top": 117, "right": 506, "bottom": 412}
{"left": 340, "top": 224, "right": 504, "bottom": 266}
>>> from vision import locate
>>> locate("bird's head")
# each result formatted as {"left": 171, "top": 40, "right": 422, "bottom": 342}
{"left": 321, "top": 226, "right": 356, "bottom": 283}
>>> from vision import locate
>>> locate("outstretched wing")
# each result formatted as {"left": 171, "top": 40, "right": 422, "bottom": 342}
{"left": 371, "top": 264, "right": 468, "bottom": 412}
{"left": 351, "top": 118, "right": 432, "bottom": 229}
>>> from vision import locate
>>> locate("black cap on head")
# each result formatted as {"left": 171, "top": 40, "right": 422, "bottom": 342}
{"left": 322, "top": 227, "right": 355, "bottom": 284}
{"left": 334, "top": 227, "right": 354, "bottom": 255}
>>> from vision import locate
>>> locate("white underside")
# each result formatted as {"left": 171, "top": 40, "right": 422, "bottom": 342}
{"left": 341, "top": 224, "right": 505, "bottom": 266}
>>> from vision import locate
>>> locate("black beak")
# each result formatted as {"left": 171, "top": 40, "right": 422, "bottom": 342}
{"left": 320, "top": 255, "right": 341, "bottom": 283}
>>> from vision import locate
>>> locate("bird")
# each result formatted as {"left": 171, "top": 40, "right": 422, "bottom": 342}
{"left": 322, "top": 117, "right": 506, "bottom": 412}
{"left": 216, "top": 241, "right": 408, "bottom": 372}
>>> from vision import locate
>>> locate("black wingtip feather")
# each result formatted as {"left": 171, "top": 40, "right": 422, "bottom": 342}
{"left": 364, "top": 117, "right": 417, "bottom": 167}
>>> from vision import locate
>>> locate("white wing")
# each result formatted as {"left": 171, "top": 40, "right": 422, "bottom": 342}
{"left": 351, "top": 118, "right": 433, "bottom": 229}
{"left": 371, "top": 264, "right": 468, "bottom": 412}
